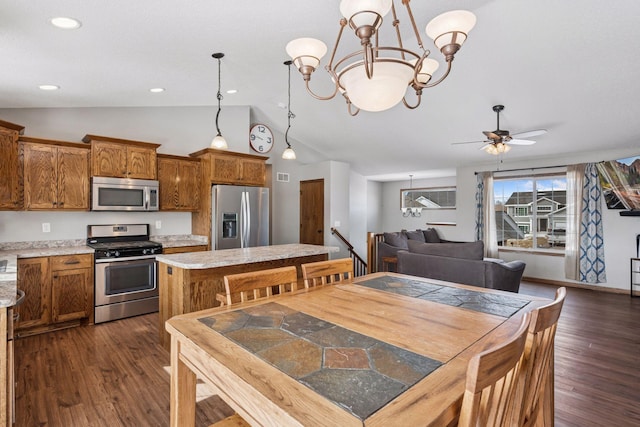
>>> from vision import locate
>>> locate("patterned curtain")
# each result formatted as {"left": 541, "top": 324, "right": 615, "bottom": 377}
{"left": 579, "top": 163, "right": 607, "bottom": 283}
{"left": 475, "top": 173, "right": 484, "bottom": 241}
{"left": 475, "top": 172, "right": 498, "bottom": 258}
{"left": 565, "top": 163, "right": 607, "bottom": 283}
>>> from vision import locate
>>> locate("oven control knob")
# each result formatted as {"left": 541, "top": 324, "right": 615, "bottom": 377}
{"left": 143, "top": 249, "right": 149, "bottom": 255}
{"left": 114, "top": 251, "right": 120, "bottom": 257}
{"left": 104, "top": 251, "right": 111, "bottom": 258}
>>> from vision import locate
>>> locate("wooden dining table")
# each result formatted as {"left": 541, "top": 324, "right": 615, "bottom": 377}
{"left": 166, "top": 272, "right": 550, "bottom": 427}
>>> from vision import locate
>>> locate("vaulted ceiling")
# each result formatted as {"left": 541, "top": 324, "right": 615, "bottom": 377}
{"left": 2, "top": 0, "right": 640, "bottom": 180}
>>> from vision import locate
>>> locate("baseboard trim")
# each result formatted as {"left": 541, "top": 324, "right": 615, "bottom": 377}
{"left": 522, "top": 276, "right": 628, "bottom": 295}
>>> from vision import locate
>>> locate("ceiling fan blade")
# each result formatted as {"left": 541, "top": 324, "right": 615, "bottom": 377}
{"left": 508, "top": 138, "right": 537, "bottom": 145}
{"left": 510, "top": 129, "right": 547, "bottom": 139}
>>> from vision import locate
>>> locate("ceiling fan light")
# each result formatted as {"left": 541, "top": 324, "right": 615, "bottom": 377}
{"left": 426, "top": 10, "right": 476, "bottom": 49}
{"left": 286, "top": 38, "right": 327, "bottom": 70}
{"left": 340, "top": 60, "right": 413, "bottom": 112}
{"left": 211, "top": 134, "right": 228, "bottom": 150}
{"left": 340, "top": 0, "right": 392, "bottom": 28}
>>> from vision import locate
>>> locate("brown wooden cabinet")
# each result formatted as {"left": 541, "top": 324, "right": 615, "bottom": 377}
{"left": 191, "top": 148, "right": 267, "bottom": 186}
{"left": 157, "top": 154, "right": 201, "bottom": 211}
{"left": 16, "top": 254, "right": 93, "bottom": 335}
{"left": 82, "top": 134, "right": 160, "bottom": 179}
{"left": 15, "top": 257, "right": 50, "bottom": 331}
{"left": 189, "top": 149, "right": 268, "bottom": 243}
{"left": 162, "top": 245, "right": 208, "bottom": 254}
{"left": 21, "top": 137, "right": 90, "bottom": 210}
{"left": 0, "top": 120, "right": 25, "bottom": 210}
{"left": 50, "top": 254, "right": 93, "bottom": 323}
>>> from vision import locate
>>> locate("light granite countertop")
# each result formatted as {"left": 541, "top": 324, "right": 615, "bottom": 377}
{"left": 150, "top": 235, "right": 208, "bottom": 248}
{"left": 0, "top": 254, "right": 18, "bottom": 308}
{"left": 155, "top": 244, "right": 339, "bottom": 269}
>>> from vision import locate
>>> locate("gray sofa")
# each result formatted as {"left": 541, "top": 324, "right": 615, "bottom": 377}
{"left": 377, "top": 229, "right": 525, "bottom": 293}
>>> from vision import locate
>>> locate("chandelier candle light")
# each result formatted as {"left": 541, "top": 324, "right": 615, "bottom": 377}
{"left": 282, "top": 60, "right": 297, "bottom": 160}
{"left": 286, "top": 0, "right": 476, "bottom": 115}
{"left": 210, "top": 52, "right": 228, "bottom": 150}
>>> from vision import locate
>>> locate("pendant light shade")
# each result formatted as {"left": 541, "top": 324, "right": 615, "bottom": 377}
{"left": 210, "top": 52, "right": 228, "bottom": 150}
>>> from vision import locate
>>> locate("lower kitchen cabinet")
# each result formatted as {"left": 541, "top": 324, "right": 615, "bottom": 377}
{"left": 162, "top": 245, "right": 208, "bottom": 254}
{"left": 16, "top": 254, "right": 93, "bottom": 335}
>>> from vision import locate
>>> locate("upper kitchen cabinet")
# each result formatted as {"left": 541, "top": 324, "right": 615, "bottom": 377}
{"left": 20, "top": 137, "right": 90, "bottom": 210}
{"left": 0, "top": 119, "right": 25, "bottom": 210}
{"left": 157, "top": 154, "right": 201, "bottom": 211}
{"left": 82, "top": 134, "right": 160, "bottom": 180}
{"left": 189, "top": 148, "right": 267, "bottom": 186}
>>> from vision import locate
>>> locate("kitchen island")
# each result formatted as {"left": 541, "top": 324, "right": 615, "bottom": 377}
{"left": 156, "top": 244, "right": 339, "bottom": 349}
{"left": 0, "top": 254, "right": 17, "bottom": 427}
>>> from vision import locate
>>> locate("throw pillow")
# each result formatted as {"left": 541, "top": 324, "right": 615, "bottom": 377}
{"left": 405, "top": 229, "right": 426, "bottom": 242}
{"left": 383, "top": 232, "right": 408, "bottom": 249}
{"left": 407, "top": 240, "right": 485, "bottom": 260}
{"left": 423, "top": 228, "right": 441, "bottom": 243}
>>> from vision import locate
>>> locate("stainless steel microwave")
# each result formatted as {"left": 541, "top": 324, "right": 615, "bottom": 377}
{"left": 92, "top": 177, "right": 159, "bottom": 211}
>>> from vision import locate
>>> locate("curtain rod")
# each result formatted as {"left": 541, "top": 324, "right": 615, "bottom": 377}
{"left": 474, "top": 163, "right": 570, "bottom": 175}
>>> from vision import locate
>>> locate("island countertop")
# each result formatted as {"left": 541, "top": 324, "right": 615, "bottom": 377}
{"left": 0, "top": 254, "right": 18, "bottom": 308}
{"left": 155, "top": 243, "right": 339, "bottom": 269}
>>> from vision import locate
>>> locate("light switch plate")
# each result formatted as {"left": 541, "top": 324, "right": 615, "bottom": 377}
{"left": 155, "top": 220, "right": 162, "bottom": 229}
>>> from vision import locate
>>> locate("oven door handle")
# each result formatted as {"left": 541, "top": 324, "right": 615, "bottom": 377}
{"left": 95, "top": 255, "right": 159, "bottom": 263}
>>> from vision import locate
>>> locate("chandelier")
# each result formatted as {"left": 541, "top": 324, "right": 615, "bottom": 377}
{"left": 402, "top": 174, "right": 422, "bottom": 217}
{"left": 286, "top": 0, "right": 476, "bottom": 115}
{"left": 210, "top": 52, "right": 228, "bottom": 150}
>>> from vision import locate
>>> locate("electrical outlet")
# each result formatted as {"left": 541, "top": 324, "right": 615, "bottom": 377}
{"left": 334, "top": 221, "right": 341, "bottom": 227}
{"left": 42, "top": 223, "right": 51, "bottom": 233}
{"left": 155, "top": 220, "right": 162, "bottom": 229}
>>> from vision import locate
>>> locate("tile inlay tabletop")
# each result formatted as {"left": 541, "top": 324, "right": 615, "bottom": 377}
{"left": 199, "top": 302, "right": 442, "bottom": 420}
{"left": 356, "top": 275, "right": 530, "bottom": 317}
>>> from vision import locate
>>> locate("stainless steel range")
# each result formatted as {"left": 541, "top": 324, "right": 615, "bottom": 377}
{"left": 87, "top": 224, "right": 162, "bottom": 324}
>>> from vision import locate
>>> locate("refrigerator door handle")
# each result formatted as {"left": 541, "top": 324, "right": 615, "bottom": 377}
{"left": 244, "top": 191, "right": 251, "bottom": 248}
{"left": 240, "top": 191, "right": 250, "bottom": 248}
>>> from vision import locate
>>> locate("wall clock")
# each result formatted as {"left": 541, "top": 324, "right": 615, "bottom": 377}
{"left": 249, "top": 124, "right": 274, "bottom": 153}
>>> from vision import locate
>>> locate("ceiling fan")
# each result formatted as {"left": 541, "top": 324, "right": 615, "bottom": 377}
{"left": 453, "top": 105, "right": 547, "bottom": 154}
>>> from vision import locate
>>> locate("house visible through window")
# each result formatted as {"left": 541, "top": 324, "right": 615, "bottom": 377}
{"left": 494, "top": 174, "right": 567, "bottom": 250}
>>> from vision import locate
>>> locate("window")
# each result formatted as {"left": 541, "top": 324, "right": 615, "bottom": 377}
{"left": 401, "top": 186, "right": 456, "bottom": 209}
{"left": 494, "top": 174, "right": 567, "bottom": 250}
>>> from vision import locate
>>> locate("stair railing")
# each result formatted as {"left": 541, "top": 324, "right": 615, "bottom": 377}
{"left": 330, "top": 227, "right": 368, "bottom": 277}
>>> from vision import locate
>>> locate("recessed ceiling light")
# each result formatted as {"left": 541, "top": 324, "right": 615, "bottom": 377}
{"left": 226, "top": 89, "right": 238, "bottom": 94}
{"left": 50, "top": 17, "right": 82, "bottom": 30}
{"left": 149, "top": 88, "right": 165, "bottom": 93}
{"left": 38, "top": 85, "right": 60, "bottom": 91}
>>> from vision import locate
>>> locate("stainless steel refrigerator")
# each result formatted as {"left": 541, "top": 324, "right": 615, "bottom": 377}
{"left": 211, "top": 185, "right": 269, "bottom": 249}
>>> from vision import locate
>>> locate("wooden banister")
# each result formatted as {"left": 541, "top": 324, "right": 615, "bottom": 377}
{"left": 367, "top": 232, "right": 384, "bottom": 273}
{"left": 330, "top": 228, "right": 368, "bottom": 277}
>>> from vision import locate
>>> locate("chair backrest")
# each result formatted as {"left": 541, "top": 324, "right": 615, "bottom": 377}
{"left": 458, "top": 312, "right": 531, "bottom": 427}
{"left": 518, "top": 286, "right": 567, "bottom": 426}
{"left": 222, "top": 266, "right": 298, "bottom": 306}
{"left": 301, "top": 258, "right": 353, "bottom": 288}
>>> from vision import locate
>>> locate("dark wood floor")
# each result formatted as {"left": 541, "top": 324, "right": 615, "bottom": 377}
{"left": 13, "top": 282, "right": 640, "bottom": 427}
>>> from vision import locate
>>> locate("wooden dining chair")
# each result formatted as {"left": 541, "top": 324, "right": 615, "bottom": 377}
{"left": 518, "top": 286, "right": 567, "bottom": 427}
{"left": 221, "top": 266, "right": 298, "bottom": 306}
{"left": 458, "top": 312, "right": 531, "bottom": 427}
{"left": 208, "top": 413, "right": 250, "bottom": 427}
{"left": 301, "top": 258, "right": 353, "bottom": 288}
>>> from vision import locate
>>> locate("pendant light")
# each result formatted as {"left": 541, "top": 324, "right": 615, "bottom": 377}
{"left": 210, "top": 52, "right": 228, "bottom": 150}
{"left": 282, "top": 60, "right": 297, "bottom": 160}
{"left": 402, "top": 174, "right": 421, "bottom": 217}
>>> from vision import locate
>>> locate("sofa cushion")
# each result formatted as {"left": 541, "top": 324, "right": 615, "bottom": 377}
{"left": 407, "top": 240, "right": 484, "bottom": 260}
{"left": 423, "top": 228, "right": 441, "bottom": 243}
{"left": 404, "top": 229, "right": 426, "bottom": 242}
{"left": 383, "top": 232, "right": 408, "bottom": 249}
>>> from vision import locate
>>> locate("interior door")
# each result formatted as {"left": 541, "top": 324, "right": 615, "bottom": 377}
{"left": 300, "top": 179, "right": 324, "bottom": 245}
